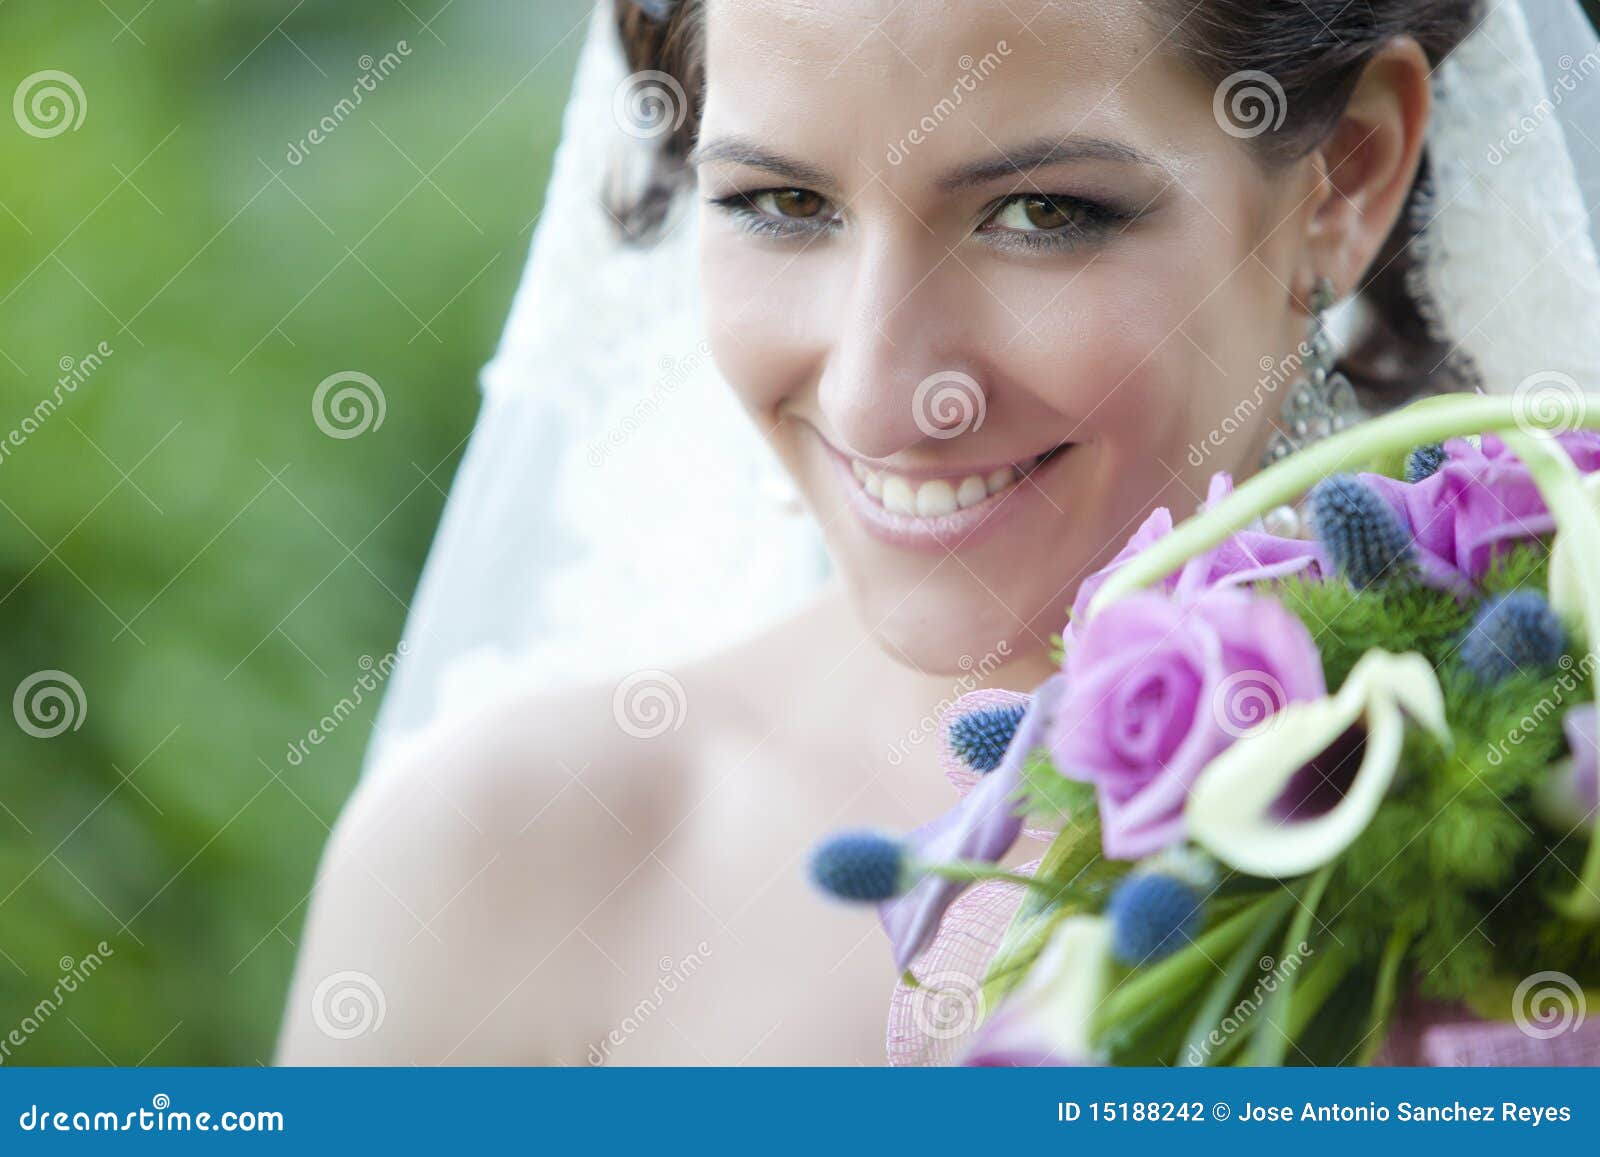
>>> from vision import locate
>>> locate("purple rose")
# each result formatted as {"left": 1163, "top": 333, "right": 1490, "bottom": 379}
{"left": 1067, "top": 472, "right": 1325, "bottom": 641}
{"left": 1362, "top": 431, "right": 1600, "bottom": 588}
{"left": 1050, "top": 587, "right": 1326, "bottom": 859}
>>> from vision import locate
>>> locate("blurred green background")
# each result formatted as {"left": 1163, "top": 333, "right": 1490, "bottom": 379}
{"left": 0, "top": 0, "right": 589, "bottom": 1063}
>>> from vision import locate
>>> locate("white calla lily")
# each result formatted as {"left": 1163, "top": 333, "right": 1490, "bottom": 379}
{"left": 962, "top": 916, "right": 1113, "bottom": 1066}
{"left": 1187, "top": 650, "right": 1451, "bottom": 877}
{"left": 1546, "top": 468, "right": 1600, "bottom": 625}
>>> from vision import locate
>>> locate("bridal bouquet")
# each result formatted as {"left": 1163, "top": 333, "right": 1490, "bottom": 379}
{"left": 810, "top": 394, "right": 1600, "bottom": 1066}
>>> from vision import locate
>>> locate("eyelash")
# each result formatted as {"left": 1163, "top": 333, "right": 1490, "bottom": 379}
{"left": 707, "top": 189, "right": 1135, "bottom": 252}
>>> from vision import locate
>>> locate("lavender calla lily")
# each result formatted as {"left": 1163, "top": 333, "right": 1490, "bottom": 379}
{"left": 880, "top": 673, "right": 1066, "bottom": 971}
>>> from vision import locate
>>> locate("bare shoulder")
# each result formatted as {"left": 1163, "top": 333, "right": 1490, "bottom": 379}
{"left": 274, "top": 675, "right": 703, "bottom": 1065}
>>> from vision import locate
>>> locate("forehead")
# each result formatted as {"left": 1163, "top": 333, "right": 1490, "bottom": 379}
{"left": 699, "top": 0, "right": 1201, "bottom": 172}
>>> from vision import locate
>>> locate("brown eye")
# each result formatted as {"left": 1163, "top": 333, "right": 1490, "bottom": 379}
{"left": 1022, "top": 196, "right": 1071, "bottom": 230}
{"left": 986, "top": 194, "right": 1087, "bottom": 235}
{"left": 757, "top": 189, "right": 826, "bottom": 219}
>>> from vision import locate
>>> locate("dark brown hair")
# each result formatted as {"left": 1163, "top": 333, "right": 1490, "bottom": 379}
{"left": 611, "top": 0, "right": 1483, "bottom": 396}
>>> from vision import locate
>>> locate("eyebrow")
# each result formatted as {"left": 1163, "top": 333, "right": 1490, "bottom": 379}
{"left": 935, "top": 137, "right": 1160, "bottom": 191}
{"left": 687, "top": 138, "right": 835, "bottom": 188}
{"left": 691, "top": 134, "right": 1160, "bottom": 194}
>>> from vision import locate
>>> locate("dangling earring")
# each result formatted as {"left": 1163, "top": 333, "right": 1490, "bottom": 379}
{"left": 1261, "top": 275, "right": 1367, "bottom": 470}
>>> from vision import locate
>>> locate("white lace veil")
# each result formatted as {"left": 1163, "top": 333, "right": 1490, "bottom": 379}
{"left": 364, "top": 0, "right": 1600, "bottom": 776}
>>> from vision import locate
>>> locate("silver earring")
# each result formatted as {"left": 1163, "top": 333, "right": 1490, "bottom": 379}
{"left": 1261, "top": 275, "right": 1366, "bottom": 470}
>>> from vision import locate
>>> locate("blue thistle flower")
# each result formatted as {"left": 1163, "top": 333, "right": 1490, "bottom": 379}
{"left": 1107, "top": 870, "right": 1206, "bottom": 965}
{"left": 1405, "top": 442, "right": 1446, "bottom": 482}
{"left": 1460, "top": 591, "right": 1568, "bottom": 684}
{"left": 948, "top": 704, "right": 1027, "bottom": 773}
{"left": 808, "top": 830, "right": 906, "bottom": 902}
{"left": 1309, "top": 474, "right": 1414, "bottom": 589}
{"left": 1107, "top": 869, "right": 1206, "bottom": 965}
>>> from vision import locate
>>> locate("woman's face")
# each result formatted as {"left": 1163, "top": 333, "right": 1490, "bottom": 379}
{"left": 695, "top": 0, "right": 1319, "bottom": 674}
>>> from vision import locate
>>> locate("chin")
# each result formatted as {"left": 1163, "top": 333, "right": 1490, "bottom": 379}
{"left": 830, "top": 551, "right": 1060, "bottom": 678}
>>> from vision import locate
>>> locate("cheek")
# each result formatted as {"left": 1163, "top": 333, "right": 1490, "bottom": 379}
{"left": 700, "top": 225, "right": 827, "bottom": 419}
{"left": 983, "top": 260, "right": 1194, "bottom": 439}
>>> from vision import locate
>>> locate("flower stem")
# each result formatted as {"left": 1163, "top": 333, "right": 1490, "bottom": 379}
{"left": 912, "top": 859, "right": 1063, "bottom": 896}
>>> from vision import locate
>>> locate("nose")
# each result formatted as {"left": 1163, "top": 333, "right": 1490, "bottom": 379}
{"left": 817, "top": 231, "right": 985, "bottom": 461}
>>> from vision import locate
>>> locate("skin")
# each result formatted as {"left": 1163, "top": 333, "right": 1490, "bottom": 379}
{"left": 277, "top": 1, "right": 1433, "bottom": 1065}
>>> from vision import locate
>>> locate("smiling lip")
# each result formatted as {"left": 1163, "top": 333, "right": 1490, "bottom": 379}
{"left": 817, "top": 433, "right": 1072, "bottom": 553}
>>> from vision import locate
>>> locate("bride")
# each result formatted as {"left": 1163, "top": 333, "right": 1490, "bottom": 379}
{"left": 275, "top": 0, "right": 1600, "bottom": 1064}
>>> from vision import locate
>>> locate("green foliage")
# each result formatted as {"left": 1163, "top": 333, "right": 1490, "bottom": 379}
{"left": 0, "top": 2, "right": 589, "bottom": 1063}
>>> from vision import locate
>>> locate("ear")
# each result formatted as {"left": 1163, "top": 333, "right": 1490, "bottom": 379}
{"left": 1298, "top": 37, "right": 1433, "bottom": 310}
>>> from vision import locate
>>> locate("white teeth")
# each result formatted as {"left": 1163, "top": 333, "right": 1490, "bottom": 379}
{"left": 851, "top": 450, "right": 1059, "bottom": 517}
{"left": 915, "top": 479, "right": 958, "bottom": 517}
{"left": 956, "top": 475, "right": 988, "bottom": 509}
{"left": 881, "top": 474, "right": 916, "bottom": 515}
